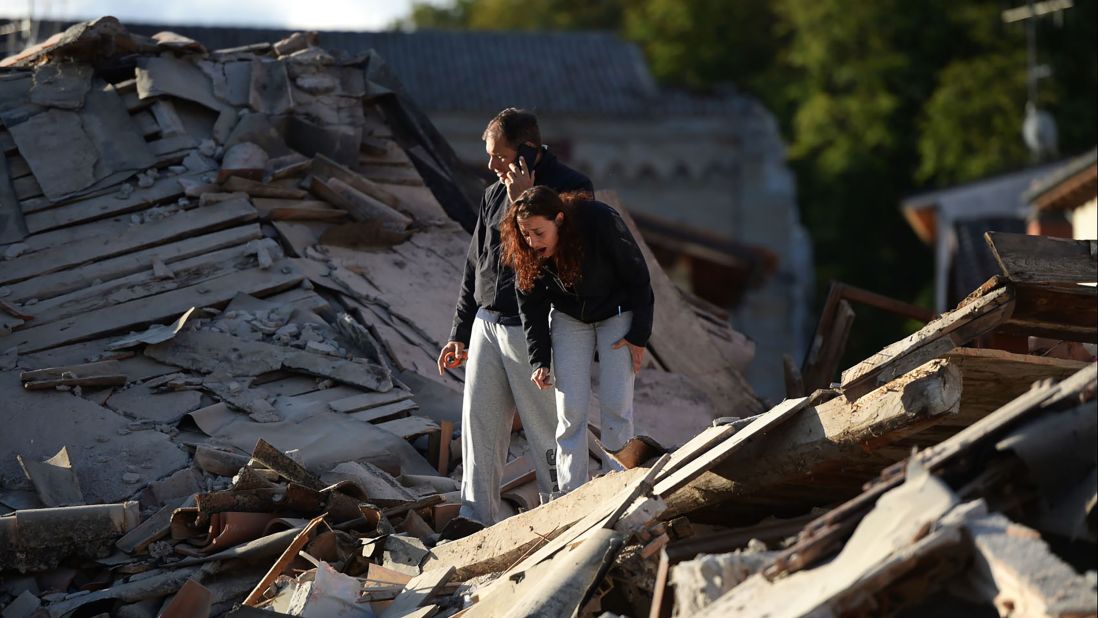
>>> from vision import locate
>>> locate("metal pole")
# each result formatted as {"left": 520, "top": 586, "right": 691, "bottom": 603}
{"left": 1027, "top": 0, "right": 1037, "bottom": 105}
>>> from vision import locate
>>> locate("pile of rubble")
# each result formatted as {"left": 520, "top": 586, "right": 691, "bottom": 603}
{"left": 0, "top": 17, "right": 750, "bottom": 617}
{"left": 0, "top": 18, "right": 1095, "bottom": 618}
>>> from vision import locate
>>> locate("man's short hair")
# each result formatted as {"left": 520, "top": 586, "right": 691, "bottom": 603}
{"left": 482, "top": 108, "right": 541, "bottom": 147}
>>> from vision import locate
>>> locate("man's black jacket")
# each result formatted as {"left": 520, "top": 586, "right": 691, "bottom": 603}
{"left": 448, "top": 147, "right": 593, "bottom": 345}
{"left": 517, "top": 200, "right": 654, "bottom": 371}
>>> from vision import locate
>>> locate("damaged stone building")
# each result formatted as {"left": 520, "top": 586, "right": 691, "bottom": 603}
{"left": 0, "top": 18, "right": 1095, "bottom": 618}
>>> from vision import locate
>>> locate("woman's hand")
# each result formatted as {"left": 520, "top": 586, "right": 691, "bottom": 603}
{"left": 612, "top": 339, "right": 645, "bottom": 374}
{"left": 531, "top": 367, "right": 553, "bottom": 390}
{"left": 437, "top": 341, "right": 467, "bottom": 375}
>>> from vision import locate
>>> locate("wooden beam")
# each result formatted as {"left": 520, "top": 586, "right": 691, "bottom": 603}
{"left": 841, "top": 285, "right": 1014, "bottom": 400}
{"left": 945, "top": 347, "right": 1088, "bottom": 420}
{"left": 17, "top": 239, "right": 275, "bottom": 327}
{"left": 985, "top": 231, "right": 1098, "bottom": 284}
{"left": 24, "top": 172, "right": 204, "bottom": 234}
{"left": 3, "top": 260, "right": 301, "bottom": 353}
{"left": 306, "top": 175, "right": 411, "bottom": 228}
{"left": 0, "top": 198, "right": 256, "bottom": 286}
{"left": 222, "top": 176, "right": 308, "bottom": 199}
{"left": 425, "top": 468, "right": 647, "bottom": 580}
{"left": 1000, "top": 282, "right": 1097, "bottom": 343}
{"left": 376, "top": 415, "right": 440, "bottom": 440}
{"left": 653, "top": 397, "right": 808, "bottom": 497}
{"left": 664, "top": 358, "right": 963, "bottom": 519}
{"left": 802, "top": 298, "right": 855, "bottom": 392}
{"left": 4, "top": 224, "right": 262, "bottom": 304}
{"left": 309, "top": 153, "right": 402, "bottom": 209}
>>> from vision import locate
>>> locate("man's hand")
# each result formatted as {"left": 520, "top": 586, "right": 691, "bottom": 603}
{"left": 505, "top": 156, "right": 536, "bottom": 203}
{"left": 531, "top": 367, "right": 553, "bottom": 390}
{"left": 437, "top": 341, "right": 467, "bottom": 375}
{"left": 612, "top": 339, "right": 645, "bottom": 374}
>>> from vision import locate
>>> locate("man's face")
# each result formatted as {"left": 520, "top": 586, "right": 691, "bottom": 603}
{"left": 485, "top": 135, "right": 517, "bottom": 182}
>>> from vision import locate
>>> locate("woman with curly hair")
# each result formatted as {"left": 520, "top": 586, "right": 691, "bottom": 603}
{"left": 501, "top": 186, "right": 654, "bottom": 494}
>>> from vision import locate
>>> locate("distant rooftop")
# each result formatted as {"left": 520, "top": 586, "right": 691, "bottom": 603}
{"left": 900, "top": 161, "right": 1065, "bottom": 244}
{"left": 20, "top": 21, "right": 748, "bottom": 117}
{"left": 1024, "top": 147, "right": 1097, "bottom": 211}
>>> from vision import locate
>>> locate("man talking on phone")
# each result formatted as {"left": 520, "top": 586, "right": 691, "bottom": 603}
{"left": 438, "top": 108, "right": 593, "bottom": 532}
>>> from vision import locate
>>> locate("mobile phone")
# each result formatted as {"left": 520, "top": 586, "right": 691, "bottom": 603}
{"left": 515, "top": 143, "right": 539, "bottom": 171}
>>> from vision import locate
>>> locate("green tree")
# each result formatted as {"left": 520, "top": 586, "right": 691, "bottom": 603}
{"left": 622, "top": 0, "right": 787, "bottom": 94}
{"left": 401, "top": 0, "right": 622, "bottom": 31}
{"left": 917, "top": 53, "right": 1030, "bottom": 185}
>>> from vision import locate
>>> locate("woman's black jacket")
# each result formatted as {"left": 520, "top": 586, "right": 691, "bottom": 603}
{"left": 517, "top": 200, "right": 654, "bottom": 371}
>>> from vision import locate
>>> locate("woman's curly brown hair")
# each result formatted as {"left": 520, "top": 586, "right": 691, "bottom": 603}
{"left": 500, "top": 186, "right": 589, "bottom": 292}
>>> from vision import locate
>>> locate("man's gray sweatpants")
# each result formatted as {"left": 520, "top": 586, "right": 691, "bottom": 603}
{"left": 550, "top": 309, "right": 636, "bottom": 494}
{"left": 458, "top": 313, "right": 560, "bottom": 525}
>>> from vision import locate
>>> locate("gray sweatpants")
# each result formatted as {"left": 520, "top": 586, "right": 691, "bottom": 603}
{"left": 550, "top": 309, "right": 636, "bottom": 493}
{"left": 458, "top": 314, "right": 560, "bottom": 525}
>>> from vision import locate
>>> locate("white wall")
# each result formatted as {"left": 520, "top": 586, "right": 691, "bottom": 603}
{"left": 1073, "top": 197, "right": 1097, "bottom": 240}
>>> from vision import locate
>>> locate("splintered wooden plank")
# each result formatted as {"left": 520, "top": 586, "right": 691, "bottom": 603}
{"left": 223, "top": 175, "right": 307, "bottom": 199}
{"left": 985, "top": 231, "right": 1098, "bottom": 284}
{"left": 841, "top": 285, "right": 1015, "bottom": 400}
{"left": 376, "top": 415, "right": 440, "bottom": 440}
{"left": 307, "top": 175, "right": 410, "bottom": 227}
{"left": 653, "top": 397, "right": 808, "bottom": 497}
{"left": 3, "top": 260, "right": 301, "bottom": 353}
{"left": 379, "top": 567, "right": 455, "bottom": 618}
{"left": 23, "top": 172, "right": 203, "bottom": 233}
{"left": 309, "top": 153, "right": 402, "bottom": 209}
{"left": 328, "top": 389, "right": 414, "bottom": 414}
{"left": 13, "top": 212, "right": 133, "bottom": 254}
{"left": 22, "top": 238, "right": 276, "bottom": 326}
{"left": 348, "top": 399, "right": 417, "bottom": 424}
{"left": 945, "top": 347, "right": 1089, "bottom": 421}
{"left": 5, "top": 224, "right": 262, "bottom": 304}
{"left": 656, "top": 425, "right": 735, "bottom": 481}
{"left": 1, "top": 197, "right": 256, "bottom": 286}
{"left": 252, "top": 198, "right": 345, "bottom": 222}
{"left": 359, "top": 164, "right": 426, "bottom": 186}
{"left": 1001, "top": 282, "right": 1098, "bottom": 343}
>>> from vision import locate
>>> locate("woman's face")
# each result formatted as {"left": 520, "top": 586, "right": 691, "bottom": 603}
{"left": 518, "top": 213, "right": 562, "bottom": 259}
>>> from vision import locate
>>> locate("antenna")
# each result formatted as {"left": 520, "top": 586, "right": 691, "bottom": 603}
{"left": 1002, "top": 0, "right": 1073, "bottom": 161}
